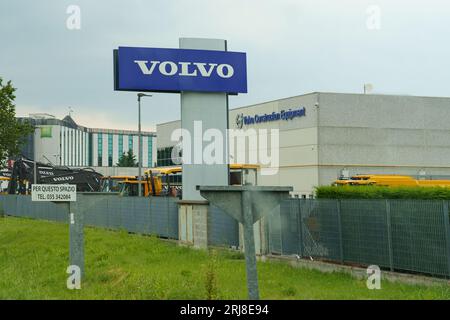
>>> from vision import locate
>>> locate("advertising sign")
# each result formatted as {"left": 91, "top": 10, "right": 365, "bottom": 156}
{"left": 114, "top": 47, "right": 247, "bottom": 94}
{"left": 31, "top": 184, "right": 77, "bottom": 202}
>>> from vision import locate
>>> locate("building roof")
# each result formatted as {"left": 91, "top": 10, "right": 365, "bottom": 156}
{"left": 18, "top": 114, "right": 156, "bottom": 136}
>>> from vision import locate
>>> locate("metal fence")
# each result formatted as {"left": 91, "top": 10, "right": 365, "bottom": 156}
{"left": 3, "top": 195, "right": 449, "bottom": 278}
{"left": 208, "top": 204, "right": 239, "bottom": 248}
{"left": 0, "top": 194, "right": 179, "bottom": 239}
{"left": 268, "top": 199, "right": 450, "bottom": 278}
{"left": 0, "top": 195, "right": 239, "bottom": 247}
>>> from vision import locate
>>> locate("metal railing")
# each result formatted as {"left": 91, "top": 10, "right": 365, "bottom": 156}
{"left": 268, "top": 199, "right": 450, "bottom": 278}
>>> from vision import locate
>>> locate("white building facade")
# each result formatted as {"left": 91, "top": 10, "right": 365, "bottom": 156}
{"left": 20, "top": 114, "right": 157, "bottom": 169}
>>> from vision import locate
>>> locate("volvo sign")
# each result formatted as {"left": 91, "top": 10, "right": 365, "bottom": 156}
{"left": 114, "top": 46, "right": 247, "bottom": 94}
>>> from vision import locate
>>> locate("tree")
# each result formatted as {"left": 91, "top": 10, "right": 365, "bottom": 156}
{"left": 0, "top": 77, "right": 34, "bottom": 168}
{"left": 116, "top": 149, "right": 138, "bottom": 167}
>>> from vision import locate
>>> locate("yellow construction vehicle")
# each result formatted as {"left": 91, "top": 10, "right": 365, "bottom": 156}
{"left": 100, "top": 176, "right": 134, "bottom": 192}
{"left": 333, "top": 174, "right": 450, "bottom": 187}
{"left": 145, "top": 164, "right": 260, "bottom": 197}
{"left": 117, "top": 176, "right": 163, "bottom": 197}
{"left": 108, "top": 164, "right": 260, "bottom": 197}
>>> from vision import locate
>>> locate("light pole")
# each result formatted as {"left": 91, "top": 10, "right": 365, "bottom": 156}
{"left": 137, "top": 93, "right": 152, "bottom": 197}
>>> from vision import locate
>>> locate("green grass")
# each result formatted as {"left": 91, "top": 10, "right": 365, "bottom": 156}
{"left": 316, "top": 185, "right": 450, "bottom": 199}
{"left": 0, "top": 216, "right": 449, "bottom": 299}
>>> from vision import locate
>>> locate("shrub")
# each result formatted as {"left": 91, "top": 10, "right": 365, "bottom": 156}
{"left": 315, "top": 185, "right": 450, "bottom": 199}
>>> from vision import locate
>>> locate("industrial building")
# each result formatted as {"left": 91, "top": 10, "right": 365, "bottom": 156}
{"left": 17, "top": 113, "right": 157, "bottom": 174}
{"left": 157, "top": 92, "right": 450, "bottom": 196}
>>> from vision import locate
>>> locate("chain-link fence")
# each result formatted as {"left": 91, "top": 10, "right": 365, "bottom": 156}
{"left": 268, "top": 199, "right": 450, "bottom": 278}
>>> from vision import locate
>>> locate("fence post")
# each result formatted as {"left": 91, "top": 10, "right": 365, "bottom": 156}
{"left": 336, "top": 199, "right": 344, "bottom": 264}
{"left": 279, "top": 206, "right": 284, "bottom": 255}
{"left": 166, "top": 197, "right": 170, "bottom": 237}
{"left": 385, "top": 199, "right": 394, "bottom": 272}
{"left": 0, "top": 197, "right": 4, "bottom": 218}
{"left": 297, "top": 198, "right": 303, "bottom": 258}
{"left": 148, "top": 196, "right": 152, "bottom": 235}
{"left": 443, "top": 201, "right": 450, "bottom": 278}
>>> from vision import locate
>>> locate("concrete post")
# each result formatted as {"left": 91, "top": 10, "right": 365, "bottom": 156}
{"left": 69, "top": 200, "right": 85, "bottom": 279}
{"left": 242, "top": 190, "right": 259, "bottom": 300}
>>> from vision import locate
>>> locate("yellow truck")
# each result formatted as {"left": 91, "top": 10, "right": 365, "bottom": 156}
{"left": 102, "top": 175, "right": 163, "bottom": 197}
{"left": 333, "top": 174, "right": 450, "bottom": 187}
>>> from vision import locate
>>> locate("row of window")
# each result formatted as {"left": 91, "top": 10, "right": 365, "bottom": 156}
{"left": 61, "top": 127, "right": 88, "bottom": 167}
{"left": 96, "top": 133, "right": 153, "bottom": 167}
{"left": 49, "top": 127, "right": 154, "bottom": 167}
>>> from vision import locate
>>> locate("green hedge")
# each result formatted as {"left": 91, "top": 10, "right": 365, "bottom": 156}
{"left": 315, "top": 185, "right": 450, "bottom": 199}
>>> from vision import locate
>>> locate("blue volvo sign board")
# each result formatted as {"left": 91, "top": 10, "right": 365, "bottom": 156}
{"left": 114, "top": 47, "right": 247, "bottom": 94}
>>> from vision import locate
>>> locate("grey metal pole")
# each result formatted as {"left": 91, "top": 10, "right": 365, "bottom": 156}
{"left": 33, "top": 160, "right": 37, "bottom": 185}
{"left": 33, "top": 128, "right": 37, "bottom": 186}
{"left": 138, "top": 95, "right": 142, "bottom": 197}
{"left": 242, "top": 190, "right": 259, "bottom": 300}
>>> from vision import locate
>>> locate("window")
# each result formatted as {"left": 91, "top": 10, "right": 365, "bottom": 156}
{"left": 157, "top": 146, "right": 175, "bottom": 167}
{"left": 108, "top": 133, "right": 113, "bottom": 166}
{"left": 77, "top": 130, "right": 81, "bottom": 166}
{"left": 118, "top": 134, "right": 123, "bottom": 160}
{"left": 128, "top": 135, "right": 133, "bottom": 152}
{"left": 71, "top": 130, "right": 74, "bottom": 166}
{"left": 40, "top": 126, "right": 52, "bottom": 138}
{"left": 98, "top": 134, "right": 103, "bottom": 166}
{"left": 88, "top": 133, "right": 93, "bottom": 166}
{"left": 148, "top": 137, "right": 153, "bottom": 167}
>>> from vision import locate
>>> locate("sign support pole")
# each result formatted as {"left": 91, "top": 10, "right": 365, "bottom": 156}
{"left": 179, "top": 38, "right": 230, "bottom": 201}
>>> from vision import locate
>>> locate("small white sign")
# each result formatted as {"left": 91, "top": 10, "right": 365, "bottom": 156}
{"left": 31, "top": 184, "right": 77, "bottom": 202}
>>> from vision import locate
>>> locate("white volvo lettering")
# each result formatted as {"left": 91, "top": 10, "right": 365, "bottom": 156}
{"left": 179, "top": 62, "right": 197, "bottom": 76}
{"left": 133, "top": 60, "right": 160, "bottom": 75}
{"left": 193, "top": 63, "right": 218, "bottom": 77}
{"left": 133, "top": 60, "right": 234, "bottom": 78}
{"left": 216, "top": 64, "right": 234, "bottom": 78}
{"left": 159, "top": 61, "right": 178, "bottom": 76}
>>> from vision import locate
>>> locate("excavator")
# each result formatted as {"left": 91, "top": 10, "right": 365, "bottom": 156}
{"left": 7, "top": 156, "right": 103, "bottom": 194}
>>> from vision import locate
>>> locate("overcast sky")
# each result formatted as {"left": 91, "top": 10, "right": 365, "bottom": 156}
{"left": 1, "top": 0, "right": 450, "bottom": 131}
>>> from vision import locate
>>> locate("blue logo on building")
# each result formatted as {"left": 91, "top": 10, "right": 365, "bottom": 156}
{"left": 114, "top": 47, "right": 247, "bottom": 94}
{"left": 237, "top": 107, "right": 306, "bottom": 127}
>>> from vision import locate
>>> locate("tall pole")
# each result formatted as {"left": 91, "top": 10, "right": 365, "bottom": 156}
{"left": 33, "top": 126, "right": 37, "bottom": 186}
{"left": 137, "top": 93, "right": 152, "bottom": 197}
{"left": 138, "top": 95, "right": 142, "bottom": 197}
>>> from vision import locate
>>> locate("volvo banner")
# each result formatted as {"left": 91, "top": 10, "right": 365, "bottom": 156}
{"left": 114, "top": 46, "right": 247, "bottom": 94}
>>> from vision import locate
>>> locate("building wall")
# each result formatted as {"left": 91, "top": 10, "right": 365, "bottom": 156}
{"left": 72, "top": 166, "right": 152, "bottom": 177}
{"left": 34, "top": 125, "right": 61, "bottom": 165}
{"left": 156, "top": 92, "right": 450, "bottom": 195}
{"left": 229, "top": 93, "right": 319, "bottom": 195}
{"left": 317, "top": 93, "right": 450, "bottom": 186}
